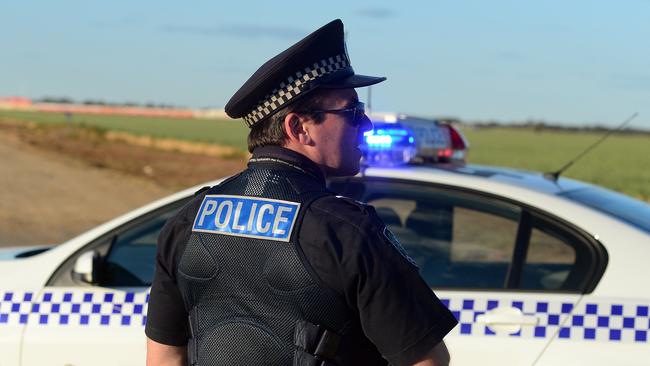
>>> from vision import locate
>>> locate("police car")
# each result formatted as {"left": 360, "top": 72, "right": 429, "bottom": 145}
{"left": 1, "top": 117, "right": 649, "bottom": 366}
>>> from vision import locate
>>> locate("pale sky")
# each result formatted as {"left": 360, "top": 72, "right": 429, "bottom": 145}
{"left": 2, "top": 0, "right": 649, "bottom": 128}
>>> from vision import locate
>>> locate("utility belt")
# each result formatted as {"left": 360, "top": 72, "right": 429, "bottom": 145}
{"left": 293, "top": 320, "right": 342, "bottom": 366}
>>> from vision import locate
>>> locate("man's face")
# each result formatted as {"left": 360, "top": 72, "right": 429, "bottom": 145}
{"left": 304, "top": 88, "right": 373, "bottom": 177}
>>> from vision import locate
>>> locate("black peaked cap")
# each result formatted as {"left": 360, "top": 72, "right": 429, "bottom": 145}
{"left": 225, "top": 19, "right": 386, "bottom": 127}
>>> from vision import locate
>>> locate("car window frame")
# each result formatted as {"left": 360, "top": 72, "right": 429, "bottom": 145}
{"left": 328, "top": 176, "right": 608, "bottom": 294}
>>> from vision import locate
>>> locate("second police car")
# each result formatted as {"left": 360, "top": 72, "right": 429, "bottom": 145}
{"left": 0, "top": 115, "right": 649, "bottom": 365}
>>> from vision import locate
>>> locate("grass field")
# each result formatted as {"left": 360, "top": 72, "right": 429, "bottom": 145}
{"left": 1, "top": 110, "right": 648, "bottom": 200}
{"left": 0, "top": 110, "right": 251, "bottom": 151}
{"left": 460, "top": 127, "right": 650, "bottom": 201}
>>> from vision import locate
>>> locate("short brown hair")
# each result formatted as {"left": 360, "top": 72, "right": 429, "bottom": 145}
{"left": 247, "top": 89, "right": 327, "bottom": 153}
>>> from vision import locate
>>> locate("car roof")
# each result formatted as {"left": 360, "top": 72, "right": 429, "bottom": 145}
{"left": 361, "top": 163, "right": 593, "bottom": 196}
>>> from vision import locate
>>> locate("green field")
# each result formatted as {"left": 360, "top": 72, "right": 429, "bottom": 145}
{"left": 1, "top": 110, "right": 648, "bottom": 200}
{"left": 0, "top": 110, "right": 251, "bottom": 151}
{"left": 460, "top": 127, "right": 650, "bottom": 201}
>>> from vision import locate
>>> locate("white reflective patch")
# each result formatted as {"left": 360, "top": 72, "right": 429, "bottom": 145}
{"left": 192, "top": 195, "right": 300, "bottom": 242}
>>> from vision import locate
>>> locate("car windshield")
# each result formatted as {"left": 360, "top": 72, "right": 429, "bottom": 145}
{"left": 559, "top": 186, "right": 650, "bottom": 234}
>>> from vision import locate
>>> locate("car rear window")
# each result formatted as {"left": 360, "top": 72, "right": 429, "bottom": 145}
{"left": 559, "top": 187, "right": 650, "bottom": 234}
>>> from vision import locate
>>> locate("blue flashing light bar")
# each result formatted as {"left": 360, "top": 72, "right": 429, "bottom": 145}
{"left": 361, "top": 123, "right": 416, "bottom": 167}
{"left": 366, "top": 134, "right": 393, "bottom": 146}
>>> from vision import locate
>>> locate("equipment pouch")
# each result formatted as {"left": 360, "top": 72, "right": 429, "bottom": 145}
{"left": 293, "top": 320, "right": 341, "bottom": 366}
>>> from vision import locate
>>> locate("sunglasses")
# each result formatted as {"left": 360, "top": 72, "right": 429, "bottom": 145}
{"left": 302, "top": 101, "right": 367, "bottom": 127}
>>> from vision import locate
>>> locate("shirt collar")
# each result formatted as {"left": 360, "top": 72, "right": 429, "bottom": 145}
{"left": 249, "top": 146, "right": 326, "bottom": 185}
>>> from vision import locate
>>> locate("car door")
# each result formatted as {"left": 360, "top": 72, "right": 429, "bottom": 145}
{"left": 20, "top": 200, "right": 187, "bottom": 366}
{"left": 329, "top": 177, "right": 605, "bottom": 366}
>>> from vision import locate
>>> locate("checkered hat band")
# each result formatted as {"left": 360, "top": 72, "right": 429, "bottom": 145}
{"left": 243, "top": 54, "right": 350, "bottom": 127}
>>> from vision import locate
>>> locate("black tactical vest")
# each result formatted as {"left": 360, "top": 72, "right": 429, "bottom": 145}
{"left": 177, "top": 164, "right": 352, "bottom": 365}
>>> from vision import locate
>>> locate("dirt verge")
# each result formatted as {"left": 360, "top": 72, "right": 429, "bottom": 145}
{"left": 0, "top": 120, "right": 247, "bottom": 246}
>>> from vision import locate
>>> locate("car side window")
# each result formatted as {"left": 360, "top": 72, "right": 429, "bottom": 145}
{"left": 520, "top": 218, "right": 586, "bottom": 291}
{"left": 99, "top": 208, "right": 178, "bottom": 287}
{"left": 47, "top": 199, "right": 189, "bottom": 287}
{"left": 329, "top": 178, "right": 601, "bottom": 293}
{"left": 360, "top": 182, "right": 522, "bottom": 290}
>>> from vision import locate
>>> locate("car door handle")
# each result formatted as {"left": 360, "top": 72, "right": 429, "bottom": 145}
{"left": 475, "top": 307, "right": 539, "bottom": 326}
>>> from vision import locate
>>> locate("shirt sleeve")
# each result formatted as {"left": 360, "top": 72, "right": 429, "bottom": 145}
{"left": 300, "top": 197, "right": 458, "bottom": 366}
{"left": 144, "top": 205, "right": 194, "bottom": 346}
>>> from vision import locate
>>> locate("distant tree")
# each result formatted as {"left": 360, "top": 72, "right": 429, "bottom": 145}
{"left": 83, "top": 99, "right": 107, "bottom": 105}
{"left": 38, "top": 96, "right": 74, "bottom": 104}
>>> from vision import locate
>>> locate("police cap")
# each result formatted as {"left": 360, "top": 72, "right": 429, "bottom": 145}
{"left": 225, "top": 19, "right": 386, "bottom": 128}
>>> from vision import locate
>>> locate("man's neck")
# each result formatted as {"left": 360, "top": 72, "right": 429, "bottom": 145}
{"left": 282, "top": 143, "right": 328, "bottom": 178}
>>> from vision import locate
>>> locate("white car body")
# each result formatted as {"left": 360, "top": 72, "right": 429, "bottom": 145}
{"left": 1, "top": 165, "right": 648, "bottom": 365}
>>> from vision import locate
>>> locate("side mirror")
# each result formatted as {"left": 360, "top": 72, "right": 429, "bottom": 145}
{"left": 72, "top": 250, "right": 100, "bottom": 284}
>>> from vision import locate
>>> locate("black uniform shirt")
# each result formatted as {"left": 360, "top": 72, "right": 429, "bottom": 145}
{"left": 146, "top": 146, "right": 457, "bottom": 366}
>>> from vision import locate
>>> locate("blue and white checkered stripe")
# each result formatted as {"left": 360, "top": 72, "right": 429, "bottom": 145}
{"left": 442, "top": 297, "right": 650, "bottom": 343}
{"left": 0, "top": 290, "right": 148, "bottom": 327}
{"left": 3, "top": 291, "right": 648, "bottom": 343}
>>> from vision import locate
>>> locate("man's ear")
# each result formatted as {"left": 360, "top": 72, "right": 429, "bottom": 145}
{"left": 284, "top": 113, "right": 312, "bottom": 145}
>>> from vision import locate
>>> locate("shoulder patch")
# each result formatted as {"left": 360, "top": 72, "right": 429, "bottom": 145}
{"left": 383, "top": 227, "right": 419, "bottom": 268}
{"left": 193, "top": 194, "right": 300, "bottom": 242}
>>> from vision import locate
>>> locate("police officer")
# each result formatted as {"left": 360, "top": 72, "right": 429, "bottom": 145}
{"left": 145, "top": 19, "right": 457, "bottom": 366}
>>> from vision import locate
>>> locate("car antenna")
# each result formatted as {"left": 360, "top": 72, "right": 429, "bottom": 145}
{"left": 544, "top": 112, "right": 638, "bottom": 182}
